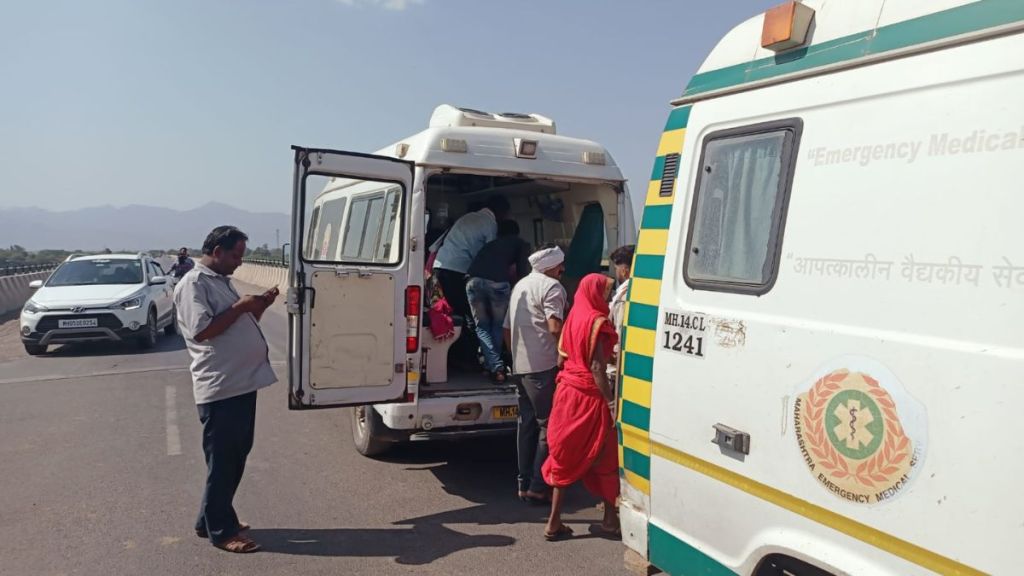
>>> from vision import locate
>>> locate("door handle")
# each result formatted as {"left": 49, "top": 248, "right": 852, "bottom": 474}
{"left": 712, "top": 423, "right": 750, "bottom": 455}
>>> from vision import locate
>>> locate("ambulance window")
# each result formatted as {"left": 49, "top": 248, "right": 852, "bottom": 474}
{"left": 376, "top": 188, "right": 401, "bottom": 261}
{"left": 304, "top": 205, "right": 321, "bottom": 259}
{"left": 339, "top": 188, "right": 403, "bottom": 264}
{"left": 302, "top": 174, "right": 404, "bottom": 267}
{"left": 341, "top": 196, "right": 373, "bottom": 259}
{"left": 683, "top": 119, "right": 802, "bottom": 295}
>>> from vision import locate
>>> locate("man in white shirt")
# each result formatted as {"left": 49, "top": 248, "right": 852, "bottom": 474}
{"left": 609, "top": 244, "right": 635, "bottom": 350}
{"left": 504, "top": 245, "right": 567, "bottom": 501}
{"left": 174, "top": 226, "right": 278, "bottom": 554}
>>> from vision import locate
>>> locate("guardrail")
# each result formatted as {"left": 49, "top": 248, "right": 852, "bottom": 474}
{"left": 242, "top": 258, "right": 287, "bottom": 268}
{"left": 234, "top": 260, "right": 288, "bottom": 290}
{"left": 0, "top": 270, "right": 51, "bottom": 316}
{"left": 0, "top": 263, "right": 59, "bottom": 277}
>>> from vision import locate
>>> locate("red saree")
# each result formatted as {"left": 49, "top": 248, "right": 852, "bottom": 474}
{"left": 542, "top": 273, "right": 620, "bottom": 503}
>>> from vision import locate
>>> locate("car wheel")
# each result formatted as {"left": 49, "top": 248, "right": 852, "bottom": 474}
{"left": 163, "top": 307, "right": 178, "bottom": 336}
{"left": 351, "top": 405, "right": 390, "bottom": 457}
{"left": 138, "top": 309, "right": 158, "bottom": 349}
{"left": 23, "top": 343, "right": 47, "bottom": 356}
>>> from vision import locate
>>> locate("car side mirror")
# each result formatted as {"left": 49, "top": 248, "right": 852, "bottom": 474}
{"left": 281, "top": 242, "right": 291, "bottom": 267}
{"left": 28, "top": 280, "right": 43, "bottom": 289}
{"left": 149, "top": 276, "right": 167, "bottom": 285}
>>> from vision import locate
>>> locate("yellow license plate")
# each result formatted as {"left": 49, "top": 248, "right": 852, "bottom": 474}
{"left": 492, "top": 405, "right": 518, "bottom": 420}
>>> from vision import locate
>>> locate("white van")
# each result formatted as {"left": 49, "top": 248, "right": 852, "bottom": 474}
{"left": 287, "top": 104, "right": 635, "bottom": 455}
{"left": 617, "top": 1, "right": 1023, "bottom": 575}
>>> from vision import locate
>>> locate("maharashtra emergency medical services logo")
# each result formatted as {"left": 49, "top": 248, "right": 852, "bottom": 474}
{"left": 793, "top": 358, "right": 927, "bottom": 505}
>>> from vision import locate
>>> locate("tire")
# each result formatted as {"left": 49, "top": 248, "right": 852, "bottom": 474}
{"left": 137, "top": 309, "right": 158, "bottom": 349}
{"left": 163, "top": 307, "right": 178, "bottom": 336}
{"left": 351, "top": 405, "right": 390, "bottom": 457}
{"left": 23, "top": 343, "right": 47, "bottom": 356}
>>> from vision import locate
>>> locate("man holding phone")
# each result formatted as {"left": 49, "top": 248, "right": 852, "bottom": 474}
{"left": 173, "top": 226, "right": 278, "bottom": 553}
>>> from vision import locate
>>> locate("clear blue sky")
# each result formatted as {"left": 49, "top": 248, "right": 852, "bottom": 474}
{"left": 0, "top": 0, "right": 778, "bottom": 217}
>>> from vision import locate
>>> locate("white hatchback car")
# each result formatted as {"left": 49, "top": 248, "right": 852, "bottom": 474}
{"left": 19, "top": 254, "right": 177, "bottom": 355}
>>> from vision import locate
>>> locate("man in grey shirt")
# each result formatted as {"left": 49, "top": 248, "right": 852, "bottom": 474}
{"left": 504, "top": 244, "right": 566, "bottom": 502}
{"left": 174, "top": 226, "right": 278, "bottom": 553}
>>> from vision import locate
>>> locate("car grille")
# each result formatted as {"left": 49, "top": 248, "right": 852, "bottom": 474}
{"left": 36, "top": 313, "right": 124, "bottom": 332}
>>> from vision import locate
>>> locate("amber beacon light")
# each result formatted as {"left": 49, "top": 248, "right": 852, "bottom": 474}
{"left": 761, "top": 0, "right": 816, "bottom": 52}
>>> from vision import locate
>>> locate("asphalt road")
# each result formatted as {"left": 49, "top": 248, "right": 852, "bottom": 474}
{"left": 0, "top": 279, "right": 629, "bottom": 576}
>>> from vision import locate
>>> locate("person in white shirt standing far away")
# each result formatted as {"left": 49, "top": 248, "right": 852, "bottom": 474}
{"left": 173, "top": 225, "right": 279, "bottom": 554}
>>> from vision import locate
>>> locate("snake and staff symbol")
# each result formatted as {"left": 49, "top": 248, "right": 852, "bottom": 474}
{"left": 794, "top": 366, "right": 922, "bottom": 503}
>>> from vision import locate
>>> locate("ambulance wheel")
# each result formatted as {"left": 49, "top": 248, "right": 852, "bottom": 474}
{"left": 352, "top": 405, "right": 390, "bottom": 457}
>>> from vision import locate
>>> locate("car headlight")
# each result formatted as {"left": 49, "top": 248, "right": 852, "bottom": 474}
{"left": 23, "top": 300, "right": 47, "bottom": 314}
{"left": 110, "top": 295, "right": 144, "bottom": 310}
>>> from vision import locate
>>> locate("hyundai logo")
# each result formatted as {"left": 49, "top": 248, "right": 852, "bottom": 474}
{"left": 70, "top": 306, "right": 86, "bottom": 313}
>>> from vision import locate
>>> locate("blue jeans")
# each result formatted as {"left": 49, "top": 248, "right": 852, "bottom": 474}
{"left": 465, "top": 277, "right": 511, "bottom": 373}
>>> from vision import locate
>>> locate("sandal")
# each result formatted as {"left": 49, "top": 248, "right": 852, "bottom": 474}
{"left": 598, "top": 523, "right": 622, "bottom": 538}
{"left": 213, "top": 535, "right": 261, "bottom": 553}
{"left": 544, "top": 524, "right": 574, "bottom": 542}
{"left": 196, "top": 522, "right": 250, "bottom": 539}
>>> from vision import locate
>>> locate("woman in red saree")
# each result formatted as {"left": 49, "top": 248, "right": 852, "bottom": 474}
{"left": 542, "top": 273, "right": 619, "bottom": 540}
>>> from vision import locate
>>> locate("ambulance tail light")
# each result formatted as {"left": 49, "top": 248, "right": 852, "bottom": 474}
{"left": 405, "top": 285, "right": 421, "bottom": 353}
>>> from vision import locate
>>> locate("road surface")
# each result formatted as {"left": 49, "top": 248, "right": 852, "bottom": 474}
{"left": 0, "top": 279, "right": 629, "bottom": 576}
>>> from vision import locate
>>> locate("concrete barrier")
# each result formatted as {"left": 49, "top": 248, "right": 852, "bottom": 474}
{"left": 232, "top": 263, "right": 287, "bottom": 291}
{"left": 0, "top": 271, "right": 51, "bottom": 317}
{"left": 2, "top": 263, "right": 285, "bottom": 317}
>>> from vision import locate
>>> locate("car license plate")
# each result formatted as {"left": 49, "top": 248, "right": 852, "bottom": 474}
{"left": 58, "top": 318, "right": 98, "bottom": 329}
{"left": 491, "top": 405, "right": 518, "bottom": 420}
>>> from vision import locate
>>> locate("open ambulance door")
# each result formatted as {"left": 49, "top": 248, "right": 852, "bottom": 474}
{"left": 287, "top": 146, "right": 414, "bottom": 409}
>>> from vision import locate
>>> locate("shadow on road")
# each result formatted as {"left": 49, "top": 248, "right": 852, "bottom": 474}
{"left": 250, "top": 525, "right": 514, "bottom": 565}
{"left": 251, "top": 435, "right": 606, "bottom": 564}
{"left": 43, "top": 334, "right": 186, "bottom": 357}
{"left": 385, "top": 437, "right": 602, "bottom": 527}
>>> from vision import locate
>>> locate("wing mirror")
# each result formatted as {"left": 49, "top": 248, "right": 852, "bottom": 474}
{"left": 28, "top": 280, "right": 43, "bottom": 289}
{"left": 149, "top": 275, "right": 168, "bottom": 285}
{"left": 281, "top": 243, "right": 291, "bottom": 267}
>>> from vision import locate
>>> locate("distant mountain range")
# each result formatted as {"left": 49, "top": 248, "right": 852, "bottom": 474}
{"left": 0, "top": 202, "right": 291, "bottom": 251}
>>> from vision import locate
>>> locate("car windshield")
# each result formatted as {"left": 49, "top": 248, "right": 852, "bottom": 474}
{"left": 47, "top": 259, "right": 144, "bottom": 286}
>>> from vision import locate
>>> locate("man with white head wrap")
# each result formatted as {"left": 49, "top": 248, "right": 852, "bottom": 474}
{"left": 528, "top": 246, "right": 565, "bottom": 274}
{"left": 503, "top": 243, "right": 567, "bottom": 502}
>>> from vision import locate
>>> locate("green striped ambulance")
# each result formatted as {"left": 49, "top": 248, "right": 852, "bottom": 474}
{"left": 617, "top": 1, "right": 1023, "bottom": 575}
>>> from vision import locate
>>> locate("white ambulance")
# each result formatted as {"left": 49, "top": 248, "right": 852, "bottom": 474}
{"left": 617, "top": 1, "right": 1023, "bottom": 575}
{"left": 286, "top": 105, "right": 635, "bottom": 456}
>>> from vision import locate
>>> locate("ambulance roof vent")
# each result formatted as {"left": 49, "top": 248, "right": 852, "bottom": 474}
{"left": 429, "top": 104, "right": 556, "bottom": 134}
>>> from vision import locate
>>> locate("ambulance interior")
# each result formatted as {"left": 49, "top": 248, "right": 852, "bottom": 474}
{"left": 422, "top": 172, "right": 624, "bottom": 393}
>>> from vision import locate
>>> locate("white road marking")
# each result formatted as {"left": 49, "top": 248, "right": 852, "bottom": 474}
{"left": 0, "top": 361, "right": 285, "bottom": 386}
{"left": 165, "top": 385, "right": 182, "bottom": 456}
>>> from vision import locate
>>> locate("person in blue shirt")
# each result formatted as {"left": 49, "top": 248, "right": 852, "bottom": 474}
{"left": 431, "top": 195, "right": 511, "bottom": 368}
{"left": 465, "top": 219, "right": 531, "bottom": 383}
{"left": 169, "top": 247, "right": 195, "bottom": 279}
